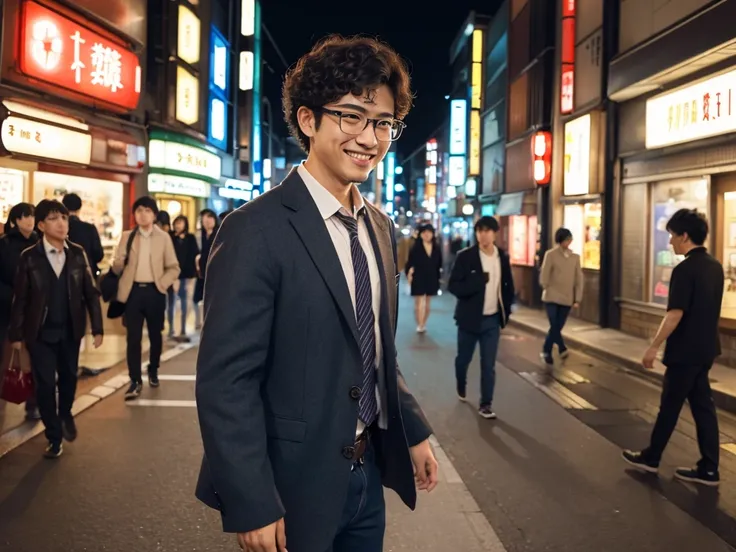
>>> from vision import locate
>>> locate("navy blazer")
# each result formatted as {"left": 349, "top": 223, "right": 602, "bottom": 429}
{"left": 194, "top": 169, "right": 432, "bottom": 552}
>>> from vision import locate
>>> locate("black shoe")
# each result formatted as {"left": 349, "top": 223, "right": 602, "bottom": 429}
{"left": 61, "top": 416, "right": 77, "bottom": 442}
{"left": 25, "top": 408, "right": 42, "bottom": 421}
{"left": 124, "top": 381, "right": 142, "bottom": 400}
{"left": 456, "top": 381, "right": 467, "bottom": 402}
{"left": 478, "top": 405, "right": 497, "bottom": 419}
{"left": 149, "top": 372, "right": 160, "bottom": 388}
{"left": 44, "top": 442, "right": 63, "bottom": 459}
{"left": 622, "top": 450, "right": 659, "bottom": 473}
{"left": 540, "top": 353, "right": 554, "bottom": 365}
{"left": 675, "top": 467, "right": 720, "bottom": 487}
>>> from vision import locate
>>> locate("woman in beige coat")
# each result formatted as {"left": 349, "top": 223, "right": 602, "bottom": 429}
{"left": 539, "top": 227, "right": 583, "bottom": 365}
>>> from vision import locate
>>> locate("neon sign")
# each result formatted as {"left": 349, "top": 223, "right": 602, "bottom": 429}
{"left": 19, "top": 0, "right": 141, "bottom": 110}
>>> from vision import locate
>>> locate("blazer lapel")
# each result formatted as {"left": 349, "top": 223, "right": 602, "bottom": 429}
{"left": 282, "top": 170, "right": 361, "bottom": 348}
{"left": 364, "top": 205, "right": 397, "bottom": 336}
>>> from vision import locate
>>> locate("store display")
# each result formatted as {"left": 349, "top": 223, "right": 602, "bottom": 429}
{"left": 0, "top": 169, "right": 26, "bottom": 228}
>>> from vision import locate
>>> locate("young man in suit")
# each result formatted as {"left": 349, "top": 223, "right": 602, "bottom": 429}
{"left": 195, "top": 35, "right": 438, "bottom": 552}
{"left": 448, "top": 216, "right": 515, "bottom": 420}
{"left": 112, "top": 196, "right": 180, "bottom": 400}
{"left": 9, "top": 199, "right": 103, "bottom": 458}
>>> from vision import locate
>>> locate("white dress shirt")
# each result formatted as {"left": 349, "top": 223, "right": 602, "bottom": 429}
{"left": 298, "top": 164, "right": 384, "bottom": 437}
{"left": 480, "top": 246, "right": 501, "bottom": 315}
{"left": 134, "top": 227, "right": 155, "bottom": 283}
{"left": 43, "top": 236, "right": 68, "bottom": 277}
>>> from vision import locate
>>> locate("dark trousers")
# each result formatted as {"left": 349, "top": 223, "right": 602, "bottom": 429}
{"left": 543, "top": 303, "right": 571, "bottom": 356}
{"left": 455, "top": 313, "right": 501, "bottom": 407}
{"left": 645, "top": 363, "right": 720, "bottom": 472}
{"left": 327, "top": 443, "right": 385, "bottom": 552}
{"left": 124, "top": 284, "right": 166, "bottom": 383}
{"left": 28, "top": 337, "right": 80, "bottom": 444}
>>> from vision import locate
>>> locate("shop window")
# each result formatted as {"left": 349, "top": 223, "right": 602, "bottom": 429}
{"left": 721, "top": 191, "right": 736, "bottom": 320}
{"left": 563, "top": 202, "right": 601, "bottom": 270}
{"left": 0, "top": 169, "right": 27, "bottom": 228}
{"left": 509, "top": 214, "right": 537, "bottom": 267}
{"left": 650, "top": 178, "right": 709, "bottom": 305}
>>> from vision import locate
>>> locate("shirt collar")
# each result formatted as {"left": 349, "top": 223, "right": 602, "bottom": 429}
{"left": 479, "top": 245, "right": 498, "bottom": 258}
{"left": 138, "top": 227, "right": 153, "bottom": 238}
{"left": 43, "top": 236, "right": 68, "bottom": 254}
{"left": 686, "top": 246, "right": 707, "bottom": 257}
{"left": 297, "top": 164, "right": 366, "bottom": 220}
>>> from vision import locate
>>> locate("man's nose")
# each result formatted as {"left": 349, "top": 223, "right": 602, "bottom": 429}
{"left": 355, "top": 122, "right": 378, "bottom": 147}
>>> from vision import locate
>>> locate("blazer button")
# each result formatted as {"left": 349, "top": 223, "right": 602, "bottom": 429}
{"left": 349, "top": 386, "right": 362, "bottom": 400}
{"left": 342, "top": 446, "right": 355, "bottom": 460}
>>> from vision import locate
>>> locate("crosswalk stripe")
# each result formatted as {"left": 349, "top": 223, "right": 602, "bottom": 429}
{"left": 126, "top": 399, "right": 196, "bottom": 407}
{"left": 156, "top": 375, "right": 196, "bottom": 381}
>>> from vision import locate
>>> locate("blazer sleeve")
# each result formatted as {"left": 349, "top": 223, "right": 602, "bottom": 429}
{"left": 8, "top": 253, "right": 30, "bottom": 343}
{"left": 389, "top": 223, "right": 432, "bottom": 446}
{"left": 574, "top": 255, "right": 584, "bottom": 303}
{"left": 0, "top": 241, "right": 13, "bottom": 309}
{"left": 160, "top": 233, "right": 181, "bottom": 289}
{"left": 448, "top": 251, "right": 486, "bottom": 298}
{"left": 89, "top": 224, "right": 104, "bottom": 265}
{"left": 195, "top": 212, "right": 285, "bottom": 533}
{"left": 539, "top": 250, "right": 552, "bottom": 289}
{"left": 111, "top": 232, "right": 128, "bottom": 275}
{"left": 80, "top": 250, "right": 104, "bottom": 335}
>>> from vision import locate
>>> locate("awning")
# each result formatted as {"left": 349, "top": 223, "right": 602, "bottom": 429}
{"left": 495, "top": 192, "right": 525, "bottom": 217}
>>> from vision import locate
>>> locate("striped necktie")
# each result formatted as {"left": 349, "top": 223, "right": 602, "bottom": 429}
{"left": 334, "top": 210, "right": 378, "bottom": 427}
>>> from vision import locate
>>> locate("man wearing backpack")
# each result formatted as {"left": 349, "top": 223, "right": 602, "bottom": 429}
{"left": 111, "top": 197, "right": 179, "bottom": 400}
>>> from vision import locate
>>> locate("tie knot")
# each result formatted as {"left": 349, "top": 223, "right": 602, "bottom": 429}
{"left": 335, "top": 210, "right": 360, "bottom": 235}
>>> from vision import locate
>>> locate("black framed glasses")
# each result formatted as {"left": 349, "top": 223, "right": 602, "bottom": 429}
{"left": 317, "top": 108, "right": 406, "bottom": 142}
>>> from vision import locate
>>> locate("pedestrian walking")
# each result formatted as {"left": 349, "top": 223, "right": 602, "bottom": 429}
{"left": 539, "top": 227, "right": 584, "bottom": 365}
{"left": 448, "top": 216, "right": 515, "bottom": 419}
{"left": 0, "top": 203, "right": 40, "bottom": 420}
{"left": 169, "top": 214, "right": 199, "bottom": 341}
{"left": 623, "top": 209, "right": 723, "bottom": 486}
{"left": 405, "top": 223, "right": 442, "bottom": 333}
{"left": 8, "top": 200, "right": 103, "bottom": 458}
{"left": 192, "top": 209, "right": 218, "bottom": 330}
{"left": 111, "top": 197, "right": 180, "bottom": 400}
{"left": 195, "top": 34, "right": 437, "bottom": 552}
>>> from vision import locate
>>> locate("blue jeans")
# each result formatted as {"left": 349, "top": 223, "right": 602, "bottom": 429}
{"left": 543, "top": 303, "right": 571, "bottom": 356}
{"left": 328, "top": 442, "right": 385, "bottom": 552}
{"left": 166, "top": 279, "right": 189, "bottom": 336}
{"left": 455, "top": 313, "right": 501, "bottom": 407}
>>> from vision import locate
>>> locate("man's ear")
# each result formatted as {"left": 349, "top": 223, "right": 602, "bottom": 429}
{"left": 296, "top": 106, "right": 316, "bottom": 139}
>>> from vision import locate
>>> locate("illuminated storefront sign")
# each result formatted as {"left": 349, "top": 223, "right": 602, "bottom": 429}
{"left": 0, "top": 103, "right": 92, "bottom": 165}
{"left": 176, "top": 66, "right": 199, "bottom": 125}
{"left": 239, "top": 51, "right": 253, "bottom": 91}
{"left": 425, "top": 139, "right": 437, "bottom": 186}
{"left": 471, "top": 30, "right": 483, "bottom": 110}
{"left": 385, "top": 152, "right": 395, "bottom": 201}
{"left": 177, "top": 5, "right": 200, "bottom": 65}
{"left": 208, "top": 27, "right": 230, "bottom": 150}
{"left": 449, "top": 155, "right": 465, "bottom": 186}
{"left": 148, "top": 173, "right": 210, "bottom": 198}
{"left": 149, "top": 138, "right": 222, "bottom": 182}
{"left": 469, "top": 110, "right": 481, "bottom": 176}
{"left": 220, "top": 178, "right": 253, "bottom": 200}
{"left": 646, "top": 67, "right": 736, "bottom": 149}
{"left": 241, "top": 0, "right": 255, "bottom": 36}
{"left": 450, "top": 99, "right": 467, "bottom": 155}
{"left": 563, "top": 114, "right": 591, "bottom": 195}
{"left": 532, "top": 131, "right": 552, "bottom": 185}
{"left": 560, "top": 0, "right": 576, "bottom": 114}
{"left": 19, "top": 0, "right": 141, "bottom": 110}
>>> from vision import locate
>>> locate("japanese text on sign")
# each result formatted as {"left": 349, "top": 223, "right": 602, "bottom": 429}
{"left": 1, "top": 115, "right": 92, "bottom": 165}
{"left": 19, "top": 0, "right": 141, "bottom": 110}
{"left": 646, "top": 66, "right": 736, "bottom": 149}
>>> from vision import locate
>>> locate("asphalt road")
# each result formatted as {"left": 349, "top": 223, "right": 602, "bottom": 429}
{"left": 0, "top": 292, "right": 735, "bottom": 551}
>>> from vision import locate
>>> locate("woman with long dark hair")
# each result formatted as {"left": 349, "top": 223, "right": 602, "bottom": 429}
{"left": 0, "top": 202, "right": 40, "bottom": 419}
{"left": 170, "top": 214, "right": 199, "bottom": 340}
{"left": 193, "top": 209, "right": 219, "bottom": 329}
{"left": 405, "top": 223, "right": 443, "bottom": 333}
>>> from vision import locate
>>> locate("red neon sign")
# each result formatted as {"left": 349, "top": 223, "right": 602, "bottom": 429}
{"left": 19, "top": 0, "right": 141, "bottom": 111}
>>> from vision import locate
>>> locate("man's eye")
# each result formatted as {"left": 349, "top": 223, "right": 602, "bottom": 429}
{"left": 341, "top": 113, "right": 362, "bottom": 121}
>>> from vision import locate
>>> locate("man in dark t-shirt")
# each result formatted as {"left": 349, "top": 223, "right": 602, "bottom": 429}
{"left": 623, "top": 209, "right": 723, "bottom": 486}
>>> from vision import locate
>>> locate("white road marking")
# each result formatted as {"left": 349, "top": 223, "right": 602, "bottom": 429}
{"left": 126, "top": 399, "right": 197, "bottom": 408}
{"left": 156, "top": 374, "right": 196, "bottom": 381}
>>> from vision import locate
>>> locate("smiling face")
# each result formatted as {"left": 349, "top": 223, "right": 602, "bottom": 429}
{"left": 297, "top": 85, "right": 395, "bottom": 187}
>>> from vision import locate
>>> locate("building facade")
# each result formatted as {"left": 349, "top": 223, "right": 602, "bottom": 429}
{"left": 608, "top": 0, "right": 736, "bottom": 365}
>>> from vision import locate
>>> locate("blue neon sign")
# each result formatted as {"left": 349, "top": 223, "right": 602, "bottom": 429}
{"left": 208, "top": 26, "right": 230, "bottom": 151}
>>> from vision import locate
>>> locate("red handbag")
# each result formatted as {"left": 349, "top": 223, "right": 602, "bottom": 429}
{"left": 0, "top": 348, "right": 34, "bottom": 404}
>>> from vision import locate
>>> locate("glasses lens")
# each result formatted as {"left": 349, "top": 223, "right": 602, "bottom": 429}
{"left": 339, "top": 114, "right": 365, "bottom": 135}
{"left": 389, "top": 122, "right": 404, "bottom": 141}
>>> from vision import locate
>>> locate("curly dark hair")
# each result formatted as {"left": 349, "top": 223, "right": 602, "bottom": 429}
{"left": 282, "top": 34, "right": 413, "bottom": 153}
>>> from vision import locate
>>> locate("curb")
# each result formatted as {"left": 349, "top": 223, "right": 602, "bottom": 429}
{"left": 0, "top": 342, "right": 196, "bottom": 459}
{"left": 507, "top": 318, "right": 736, "bottom": 416}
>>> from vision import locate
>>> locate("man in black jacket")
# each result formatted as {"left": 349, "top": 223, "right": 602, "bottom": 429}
{"left": 448, "top": 216, "right": 515, "bottom": 420}
{"left": 62, "top": 193, "right": 104, "bottom": 278}
{"left": 9, "top": 200, "right": 104, "bottom": 459}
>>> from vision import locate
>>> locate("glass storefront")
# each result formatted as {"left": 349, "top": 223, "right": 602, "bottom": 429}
{"left": 563, "top": 202, "right": 602, "bottom": 270}
{"left": 32, "top": 171, "right": 124, "bottom": 248}
{"left": 0, "top": 168, "right": 28, "bottom": 227}
{"left": 508, "top": 214, "right": 537, "bottom": 266}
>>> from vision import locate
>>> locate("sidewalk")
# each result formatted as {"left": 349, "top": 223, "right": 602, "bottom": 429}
{"left": 508, "top": 306, "right": 736, "bottom": 413}
{"left": 385, "top": 435, "right": 506, "bottom": 551}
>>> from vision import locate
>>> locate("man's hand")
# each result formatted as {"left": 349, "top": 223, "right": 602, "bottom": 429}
{"left": 409, "top": 439, "right": 439, "bottom": 492}
{"left": 237, "top": 518, "right": 287, "bottom": 552}
{"left": 642, "top": 345, "right": 658, "bottom": 370}
{"left": 93, "top": 334, "right": 103, "bottom": 349}
{"left": 11, "top": 342, "right": 21, "bottom": 352}
{"left": 573, "top": 302, "right": 580, "bottom": 309}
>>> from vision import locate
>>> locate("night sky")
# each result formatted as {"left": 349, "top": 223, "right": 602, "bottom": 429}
{"left": 260, "top": 1, "right": 503, "bottom": 158}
